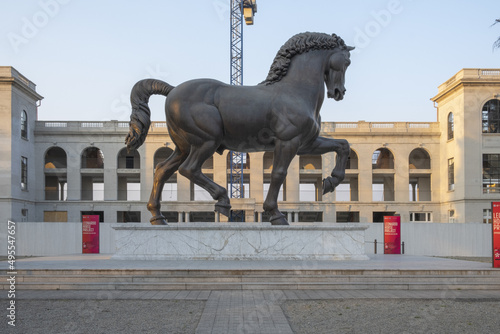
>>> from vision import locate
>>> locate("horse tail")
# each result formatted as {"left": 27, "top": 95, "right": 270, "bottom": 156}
{"left": 125, "top": 79, "right": 175, "bottom": 152}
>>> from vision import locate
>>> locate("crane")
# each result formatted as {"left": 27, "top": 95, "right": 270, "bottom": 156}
{"left": 229, "top": 0, "right": 257, "bottom": 222}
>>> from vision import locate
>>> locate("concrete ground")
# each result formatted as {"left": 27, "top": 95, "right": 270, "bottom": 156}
{"left": 1, "top": 255, "right": 499, "bottom": 333}
{"left": 2, "top": 289, "right": 500, "bottom": 333}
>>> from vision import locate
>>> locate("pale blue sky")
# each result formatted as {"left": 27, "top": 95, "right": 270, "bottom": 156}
{"left": 1, "top": 0, "right": 499, "bottom": 122}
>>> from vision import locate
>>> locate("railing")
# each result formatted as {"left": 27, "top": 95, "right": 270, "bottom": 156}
{"left": 322, "top": 121, "right": 438, "bottom": 133}
{"left": 36, "top": 120, "right": 439, "bottom": 133}
{"left": 408, "top": 122, "right": 431, "bottom": 128}
{"left": 371, "top": 123, "right": 394, "bottom": 128}
{"left": 438, "top": 68, "right": 500, "bottom": 93}
{"left": 481, "top": 69, "right": 500, "bottom": 76}
{"left": 81, "top": 122, "right": 104, "bottom": 128}
{"left": 44, "top": 122, "right": 68, "bottom": 128}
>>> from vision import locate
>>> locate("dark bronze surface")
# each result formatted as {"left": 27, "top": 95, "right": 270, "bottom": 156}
{"left": 126, "top": 32, "right": 354, "bottom": 225}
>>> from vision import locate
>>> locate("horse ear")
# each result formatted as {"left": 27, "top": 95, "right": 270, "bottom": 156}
{"left": 346, "top": 46, "right": 355, "bottom": 51}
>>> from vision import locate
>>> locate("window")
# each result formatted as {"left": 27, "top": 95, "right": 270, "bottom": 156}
{"left": 21, "top": 157, "right": 28, "bottom": 190}
{"left": 336, "top": 211, "right": 360, "bottom": 222}
{"left": 44, "top": 211, "right": 68, "bottom": 222}
{"left": 410, "top": 212, "right": 432, "bottom": 222}
{"left": 298, "top": 211, "right": 323, "bottom": 222}
{"left": 346, "top": 150, "right": 358, "bottom": 169}
{"left": 299, "top": 183, "right": 318, "bottom": 201}
{"left": 81, "top": 176, "right": 103, "bottom": 201}
{"left": 118, "top": 147, "right": 140, "bottom": 169}
{"left": 117, "top": 211, "right": 141, "bottom": 223}
{"left": 448, "top": 158, "right": 454, "bottom": 191}
{"left": 482, "top": 99, "right": 500, "bottom": 133}
{"left": 161, "top": 183, "right": 177, "bottom": 201}
{"left": 21, "top": 110, "right": 28, "bottom": 139}
{"left": 372, "top": 148, "right": 394, "bottom": 169}
{"left": 409, "top": 148, "right": 430, "bottom": 169}
{"left": 483, "top": 209, "right": 492, "bottom": 224}
{"left": 189, "top": 211, "right": 215, "bottom": 222}
{"left": 449, "top": 210, "right": 455, "bottom": 223}
{"left": 125, "top": 156, "right": 135, "bottom": 169}
{"left": 81, "top": 147, "right": 104, "bottom": 168}
{"left": 447, "top": 112, "right": 454, "bottom": 140}
{"left": 483, "top": 154, "right": 500, "bottom": 193}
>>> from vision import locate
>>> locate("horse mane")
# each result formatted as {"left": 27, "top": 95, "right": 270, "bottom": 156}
{"left": 260, "top": 32, "right": 348, "bottom": 86}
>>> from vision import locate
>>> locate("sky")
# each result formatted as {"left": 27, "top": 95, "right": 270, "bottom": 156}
{"left": 1, "top": 0, "right": 499, "bottom": 123}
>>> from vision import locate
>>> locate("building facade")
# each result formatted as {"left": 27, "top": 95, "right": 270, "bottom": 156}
{"left": 2, "top": 66, "right": 500, "bottom": 224}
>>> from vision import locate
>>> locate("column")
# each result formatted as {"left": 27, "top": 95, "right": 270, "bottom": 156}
{"left": 286, "top": 156, "right": 300, "bottom": 202}
{"left": 103, "top": 146, "right": 117, "bottom": 201}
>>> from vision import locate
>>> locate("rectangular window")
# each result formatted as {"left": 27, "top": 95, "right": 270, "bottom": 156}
{"left": 298, "top": 211, "right": 323, "bottom": 222}
{"left": 336, "top": 211, "right": 360, "bottom": 222}
{"left": 21, "top": 110, "right": 28, "bottom": 139}
{"left": 483, "top": 208, "right": 492, "bottom": 224}
{"left": 117, "top": 211, "right": 141, "bottom": 223}
{"left": 299, "top": 183, "right": 317, "bottom": 201}
{"left": 448, "top": 158, "right": 454, "bottom": 191}
{"left": 125, "top": 156, "right": 135, "bottom": 169}
{"left": 44, "top": 211, "right": 68, "bottom": 222}
{"left": 483, "top": 154, "right": 500, "bottom": 193}
{"left": 449, "top": 210, "right": 455, "bottom": 223}
{"left": 410, "top": 212, "right": 432, "bottom": 222}
{"left": 21, "top": 156, "right": 28, "bottom": 190}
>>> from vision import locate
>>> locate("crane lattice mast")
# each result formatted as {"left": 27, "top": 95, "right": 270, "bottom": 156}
{"left": 228, "top": 0, "right": 256, "bottom": 222}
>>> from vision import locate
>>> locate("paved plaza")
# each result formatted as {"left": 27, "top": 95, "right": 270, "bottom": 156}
{"left": 1, "top": 255, "right": 499, "bottom": 333}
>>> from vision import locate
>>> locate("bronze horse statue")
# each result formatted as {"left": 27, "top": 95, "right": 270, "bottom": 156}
{"left": 125, "top": 32, "right": 353, "bottom": 225}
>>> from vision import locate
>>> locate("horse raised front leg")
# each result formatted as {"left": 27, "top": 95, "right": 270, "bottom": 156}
{"left": 147, "top": 148, "right": 186, "bottom": 225}
{"left": 263, "top": 139, "right": 299, "bottom": 225}
{"left": 298, "top": 137, "right": 350, "bottom": 195}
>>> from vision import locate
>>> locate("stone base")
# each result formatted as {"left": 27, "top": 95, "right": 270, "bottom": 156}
{"left": 111, "top": 223, "right": 370, "bottom": 261}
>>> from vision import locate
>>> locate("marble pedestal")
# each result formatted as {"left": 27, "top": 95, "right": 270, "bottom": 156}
{"left": 111, "top": 223, "right": 369, "bottom": 261}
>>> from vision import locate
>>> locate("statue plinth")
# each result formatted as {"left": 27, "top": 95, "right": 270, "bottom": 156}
{"left": 111, "top": 223, "right": 369, "bottom": 261}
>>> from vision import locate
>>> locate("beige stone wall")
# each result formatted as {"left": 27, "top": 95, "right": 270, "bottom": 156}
{"left": 3, "top": 67, "right": 500, "bottom": 224}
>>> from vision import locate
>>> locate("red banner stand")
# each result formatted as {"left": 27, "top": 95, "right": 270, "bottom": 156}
{"left": 384, "top": 215, "right": 401, "bottom": 254}
{"left": 492, "top": 202, "right": 500, "bottom": 268}
{"left": 82, "top": 215, "right": 100, "bottom": 253}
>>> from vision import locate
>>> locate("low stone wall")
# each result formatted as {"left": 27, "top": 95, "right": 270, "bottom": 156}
{"left": 0, "top": 222, "right": 493, "bottom": 258}
{"left": 364, "top": 222, "right": 492, "bottom": 256}
{"left": 111, "top": 223, "right": 369, "bottom": 261}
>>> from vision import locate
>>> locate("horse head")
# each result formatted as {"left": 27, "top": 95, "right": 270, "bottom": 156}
{"left": 325, "top": 46, "right": 354, "bottom": 101}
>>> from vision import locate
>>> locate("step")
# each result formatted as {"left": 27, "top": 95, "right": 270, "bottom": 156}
{"left": 5, "top": 281, "right": 500, "bottom": 291}
{"left": 2, "top": 268, "right": 499, "bottom": 290}
{"left": 4, "top": 273, "right": 500, "bottom": 284}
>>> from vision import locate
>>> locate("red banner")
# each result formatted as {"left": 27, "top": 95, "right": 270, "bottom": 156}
{"left": 492, "top": 202, "right": 500, "bottom": 268}
{"left": 82, "top": 215, "right": 100, "bottom": 253}
{"left": 384, "top": 216, "right": 401, "bottom": 254}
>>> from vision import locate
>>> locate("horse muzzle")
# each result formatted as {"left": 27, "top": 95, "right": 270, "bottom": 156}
{"left": 328, "top": 88, "right": 345, "bottom": 101}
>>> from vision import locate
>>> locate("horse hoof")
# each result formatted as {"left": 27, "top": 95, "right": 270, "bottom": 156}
{"left": 322, "top": 177, "right": 336, "bottom": 195}
{"left": 270, "top": 214, "right": 289, "bottom": 226}
{"left": 150, "top": 215, "right": 168, "bottom": 225}
{"left": 215, "top": 203, "right": 231, "bottom": 217}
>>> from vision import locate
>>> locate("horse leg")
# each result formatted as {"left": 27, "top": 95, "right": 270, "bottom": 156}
{"left": 178, "top": 141, "right": 231, "bottom": 217}
{"left": 264, "top": 139, "right": 299, "bottom": 225}
{"left": 147, "top": 147, "right": 187, "bottom": 225}
{"left": 298, "top": 136, "right": 350, "bottom": 194}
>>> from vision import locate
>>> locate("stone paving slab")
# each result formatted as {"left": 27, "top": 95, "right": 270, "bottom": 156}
{"left": 7, "top": 288, "right": 500, "bottom": 300}
{"left": 1, "top": 254, "right": 495, "bottom": 271}
{"left": 2, "top": 255, "right": 499, "bottom": 332}
{"left": 4, "top": 289, "right": 500, "bottom": 333}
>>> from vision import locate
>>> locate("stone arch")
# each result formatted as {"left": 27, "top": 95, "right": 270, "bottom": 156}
{"left": 117, "top": 147, "right": 140, "bottom": 169}
{"left": 482, "top": 99, "right": 500, "bottom": 133}
{"left": 409, "top": 148, "right": 431, "bottom": 169}
{"left": 372, "top": 147, "right": 394, "bottom": 169}
{"left": 45, "top": 146, "right": 67, "bottom": 169}
{"left": 81, "top": 147, "right": 104, "bottom": 168}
